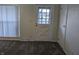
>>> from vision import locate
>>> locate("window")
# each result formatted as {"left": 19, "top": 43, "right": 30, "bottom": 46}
{"left": 0, "top": 6, "right": 19, "bottom": 37}
{"left": 37, "top": 7, "right": 51, "bottom": 24}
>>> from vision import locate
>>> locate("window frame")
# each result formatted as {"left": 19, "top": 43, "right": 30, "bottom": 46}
{"left": 0, "top": 5, "right": 20, "bottom": 38}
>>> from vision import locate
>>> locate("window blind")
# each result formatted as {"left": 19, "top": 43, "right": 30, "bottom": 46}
{"left": 0, "top": 6, "right": 19, "bottom": 37}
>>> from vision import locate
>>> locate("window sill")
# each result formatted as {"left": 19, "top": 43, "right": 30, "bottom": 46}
{"left": 0, "top": 37, "right": 20, "bottom": 40}
{"left": 0, "top": 37, "right": 20, "bottom": 41}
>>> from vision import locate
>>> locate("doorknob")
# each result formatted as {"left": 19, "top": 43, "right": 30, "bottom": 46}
{"left": 35, "top": 23, "right": 37, "bottom": 27}
{"left": 63, "top": 25, "right": 66, "bottom": 28}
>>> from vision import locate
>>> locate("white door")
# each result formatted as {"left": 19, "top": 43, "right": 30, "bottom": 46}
{"left": 34, "top": 7, "right": 53, "bottom": 41}
{"left": 65, "top": 5, "right": 79, "bottom": 54}
{"left": 58, "top": 5, "right": 68, "bottom": 49}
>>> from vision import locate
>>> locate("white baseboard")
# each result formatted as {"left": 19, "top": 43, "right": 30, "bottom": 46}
{"left": 57, "top": 40, "right": 72, "bottom": 55}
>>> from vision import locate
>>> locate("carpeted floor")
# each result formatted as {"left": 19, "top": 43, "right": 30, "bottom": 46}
{"left": 0, "top": 40, "right": 65, "bottom": 55}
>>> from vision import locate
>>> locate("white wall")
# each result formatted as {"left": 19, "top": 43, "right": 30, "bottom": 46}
{"left": 58, "top": 5, "right": 79, "bottom": 55}
{"left": 58, "top": 5, "right": 68, "bottom": 54}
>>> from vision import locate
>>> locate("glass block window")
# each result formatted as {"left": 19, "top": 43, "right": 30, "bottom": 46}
{"left": 37, "top": 7, "right": 51, "bottom": 24}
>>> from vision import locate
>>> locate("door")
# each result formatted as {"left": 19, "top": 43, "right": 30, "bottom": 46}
{"left": 34, "top": 7, "right": 53, "bottom": 41}
{"left": 65, "top": 5, "right": 79, "bottom": 54}
{"left": 58, "top": 5, "right": 68, "bottom": 49}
